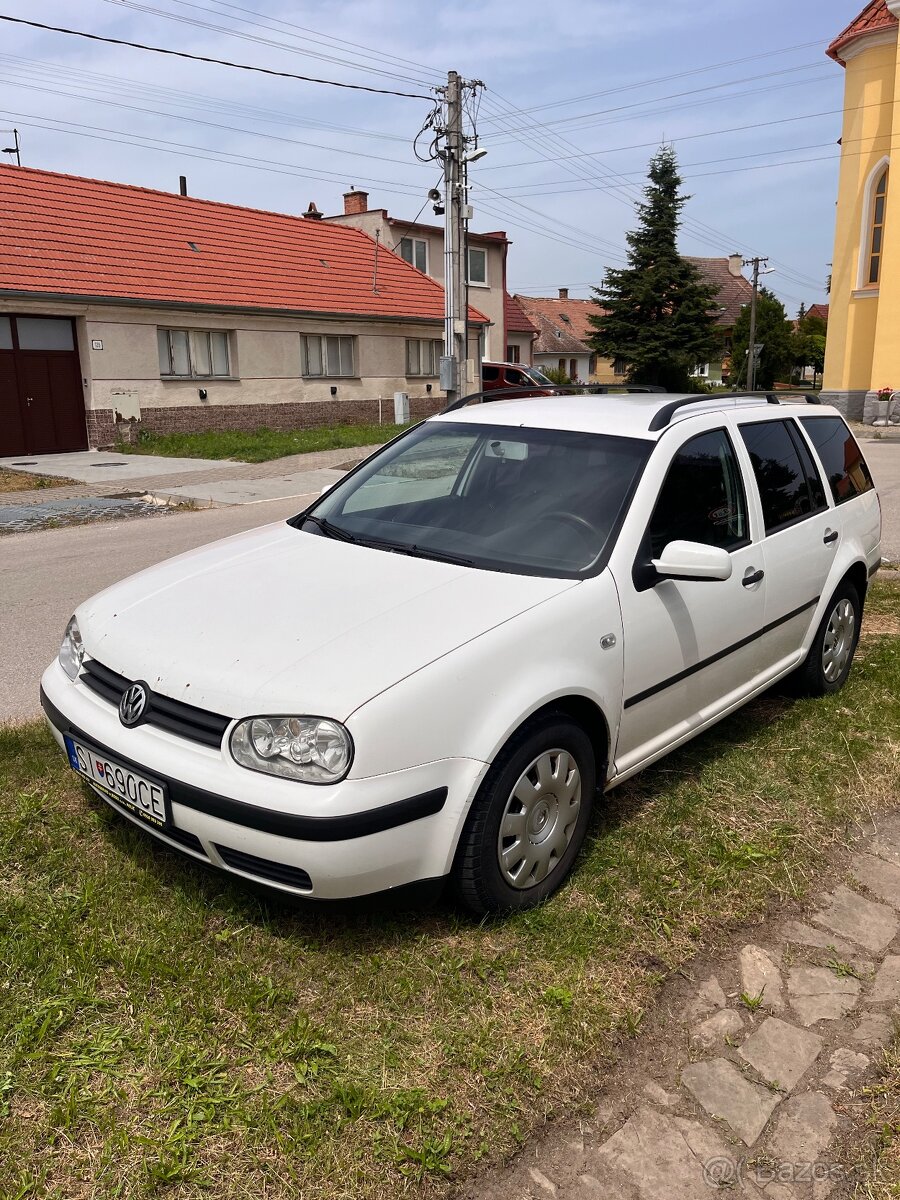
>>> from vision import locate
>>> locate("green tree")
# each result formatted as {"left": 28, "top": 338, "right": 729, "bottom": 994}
{"left": 791, "top": 314, "right": 827, "bottom": 387}
{"left": 731, "top": 288, "right": 793, "bottom": 389}
{"left": 588, "top": 146, "right": 721, "bottom": 391}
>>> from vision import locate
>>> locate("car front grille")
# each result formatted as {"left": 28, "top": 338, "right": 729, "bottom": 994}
{"left": 80, "top": 658, "right": 232, "bottom": 749}
{"left": 214, "top": 844, "right": 313, "bottom": 892}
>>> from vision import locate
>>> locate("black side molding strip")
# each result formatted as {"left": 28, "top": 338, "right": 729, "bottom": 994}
{"left": 624, "top": 597, "right": 820, "bottom": 710}
{"left": 40, "top": 688, "right": 447, "bottom": 841}
{"left": 868, "top": 561, "right": 880, "bottom": 580}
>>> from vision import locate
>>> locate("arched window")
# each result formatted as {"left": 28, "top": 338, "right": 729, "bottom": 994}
{"left": 867, "top": 167, "right": 889, "bottom": 286}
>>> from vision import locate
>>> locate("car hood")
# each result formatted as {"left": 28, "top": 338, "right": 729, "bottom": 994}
{"left": 77, "top": 521, "right": 578, "bottom": 719}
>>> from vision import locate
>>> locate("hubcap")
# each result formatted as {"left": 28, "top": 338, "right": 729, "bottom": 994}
{"left": 822, "top": 598, "right": 856, "bottom": 683}
{"left": 497, "top": 749, "right": 582, "bottom": 890}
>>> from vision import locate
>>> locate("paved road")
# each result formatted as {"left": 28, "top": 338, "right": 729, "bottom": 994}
{"left": 864, "top": 439, "right": 900, "bottom": 560}
{"left": 3, "top": 439, "right": 898, "bottom": 725}
{"left": 0, "top": 494, "right": 314, "bottom": 724}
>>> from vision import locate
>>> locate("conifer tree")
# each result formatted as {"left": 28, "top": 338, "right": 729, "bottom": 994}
{"left": 588, "top": 147, "right": 721, "bottom": 390}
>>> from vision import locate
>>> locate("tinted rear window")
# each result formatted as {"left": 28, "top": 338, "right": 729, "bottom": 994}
{"left": 799, "top": 416, "right": 875, "bottom": 505}
{"left": 739, "top": 419, "right": 825, "bottom": 534}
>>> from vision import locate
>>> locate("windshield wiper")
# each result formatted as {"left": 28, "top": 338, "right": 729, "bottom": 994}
{"left": 405, "top": 544, "right": 475, "bottom": 566}
{"left": 301, "top": 513, "right": 358, "bottom": 543}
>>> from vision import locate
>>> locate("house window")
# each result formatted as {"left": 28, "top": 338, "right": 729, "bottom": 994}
{"left": 301, "top": 334, "right": 356, "bottom": 377}
{"left": 399, "top": 237, "right": 428, "bottom": 274}
{"left": 613, "top": 357, "right": 628, "bottom": 376}
{"left": 158, "top": 328, "right": 231, "bottom": 378}
{"left": 691, "top": 363, "right": 710, "bottom": 378}
{"left": 569, "top": 359, "right": 578, "bottom": 380}
{"left": 406, "top": 338, "right": 442, "bottom": 376}
{"left": 506, "top": 344, "right": 520, "bottom": 363}
{"left": 468, "top": 247, "right": 487, "bottom": 285}
{"left": 867, "top": 167, "right": 888, "bottom": 286}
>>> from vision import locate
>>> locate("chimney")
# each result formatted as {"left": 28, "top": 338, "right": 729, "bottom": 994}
{"left": 558, "top": 287, "right": 569, "bottom": 300}
{"left": 179, "top": 175, "right": 188, "bottom": 197}
{"left": 303, "top": 202, "right": 323, "bottom": 220}
{"left": 728, "top": 253, "right": 744, "bottom": 278}
{"left": 343, "top": 189, "right": 369, "bottom": 216}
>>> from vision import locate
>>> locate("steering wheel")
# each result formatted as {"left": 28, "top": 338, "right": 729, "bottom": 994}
{"left": 539, "top": 510, "right": 601, "bottom": 540}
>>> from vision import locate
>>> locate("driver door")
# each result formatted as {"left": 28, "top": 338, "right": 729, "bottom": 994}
{"left": 609, "top": 424, "right": 768, "bottom": 778}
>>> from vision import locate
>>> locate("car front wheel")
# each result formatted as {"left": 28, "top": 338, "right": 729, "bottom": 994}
{"left": 794, "top": 580, "right": 862, "bottom": 696}
{"left": 453, "top": 713, "right": 596, "bottom": 915}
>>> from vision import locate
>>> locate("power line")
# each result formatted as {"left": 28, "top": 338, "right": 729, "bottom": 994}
{"left": 100, "top": 0, "right": 435, "bottom": 87}
{"left": 0, "top": 14, "right": 434, "bottom": 99}
{"left": 0, "top": 109, "right": 428, "bottom": 196}
{"left": 478, "top": 39, "right": 827, "bottom": 122}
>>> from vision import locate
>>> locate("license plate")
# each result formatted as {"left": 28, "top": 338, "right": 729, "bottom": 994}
{"left": 64, "top": 735, "right": 170, "bottom": 830}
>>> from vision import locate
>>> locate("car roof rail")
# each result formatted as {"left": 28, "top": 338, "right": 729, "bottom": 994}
{"left": 440, "top": 383, "right": 666, "bottom": 414}
{"left": 647, "top": 391, "right": 782, "bottom": 432}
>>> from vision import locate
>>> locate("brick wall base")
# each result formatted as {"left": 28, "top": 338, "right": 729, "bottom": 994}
{"left": 88, "top": 396, "right": 447, "bottom": 448}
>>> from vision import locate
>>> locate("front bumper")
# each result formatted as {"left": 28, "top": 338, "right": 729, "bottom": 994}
{"left": 40, "top": 660, "right": 488, "bottom": 899}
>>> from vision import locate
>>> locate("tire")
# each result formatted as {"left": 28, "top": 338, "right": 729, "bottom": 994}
{"left": 792, "top": 580, "right": 862, "bottom": 697}
{"left": 453, "top": 712, "right": 596, "bottom": 916}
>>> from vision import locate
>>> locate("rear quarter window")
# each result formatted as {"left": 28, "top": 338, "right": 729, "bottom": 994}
{"left": 799, "top": 416, "right": 875, "bottom": 505}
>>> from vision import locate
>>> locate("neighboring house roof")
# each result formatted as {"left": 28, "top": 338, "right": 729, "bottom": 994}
{"left": 0, "top": 164, "right": 488, "bottom": 322}
{"left": 513, "top": 294, "right": 601, "bottom": 354}
{"left": 685, "top": 257, "right": 754, "bottom": 326}
{"left": 827, "top": 0, "right": 897, "bottom": 64}
{"left": 806, "top": 303, "right": 830, "bottom": 322}
{"left": 504, "top": 293, "right": 538, "bottom": 335}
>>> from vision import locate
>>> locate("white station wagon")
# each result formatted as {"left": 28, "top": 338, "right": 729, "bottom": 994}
{"left": 41, "top": 392, "right": 881, "bottom": 914}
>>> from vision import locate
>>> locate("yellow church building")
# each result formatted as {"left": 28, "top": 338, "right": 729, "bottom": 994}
{"left": 823, "top": 0, "right": 900, "bottom": 420}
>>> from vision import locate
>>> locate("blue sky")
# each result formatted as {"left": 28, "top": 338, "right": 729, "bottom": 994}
{"left": 0, "top": 0, "right": 861, "bottom": 311}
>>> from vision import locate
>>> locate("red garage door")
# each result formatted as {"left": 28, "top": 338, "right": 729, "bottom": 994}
{"left": 0, "top": 315, "right": 87, "bottom": 456}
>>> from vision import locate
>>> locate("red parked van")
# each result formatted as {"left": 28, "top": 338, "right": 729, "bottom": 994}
{"left": 480, "top": 362, "right": 556, "bottom": 397}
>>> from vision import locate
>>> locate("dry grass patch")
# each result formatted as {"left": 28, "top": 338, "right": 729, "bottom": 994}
{"left": 1, "top": 579, "right": 899, "bottom": 1199}
{"left": 0, "top": 468, "right": 78, "bottom": 493}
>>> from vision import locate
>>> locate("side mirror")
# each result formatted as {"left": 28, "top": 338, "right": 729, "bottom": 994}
{"left": 651, "top": 540, "right": 732, "bottom": 582}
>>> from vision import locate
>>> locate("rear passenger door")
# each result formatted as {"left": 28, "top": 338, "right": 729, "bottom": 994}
{"left": 736, "top": 417, "right": 834, "bottom": 673}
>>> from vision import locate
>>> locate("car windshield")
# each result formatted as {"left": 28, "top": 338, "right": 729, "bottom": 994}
{"left": 292, "top": 421, "right": 651, "bottom": 578}
{"left": 524, "top": 367, "right": 553, "bottom": 385}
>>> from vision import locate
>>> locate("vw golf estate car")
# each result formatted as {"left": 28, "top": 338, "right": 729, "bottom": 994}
{"left": 41, "top": 392, "right": 881, "bottom": 914}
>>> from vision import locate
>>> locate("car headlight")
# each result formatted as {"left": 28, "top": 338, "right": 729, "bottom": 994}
{"left": 58, "top": 616, "right": 85, "bottom": 681}
{"left": 230, "top": 716, "right": 353, "bottom": 784}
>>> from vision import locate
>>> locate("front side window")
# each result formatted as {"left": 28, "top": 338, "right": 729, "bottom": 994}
{"left": 800, "top": 416, "right": 875, "bottom": 505}
{"left": 739, "top": 419, "right": 827, "bottom": 534}
{"left": 406, "top": 338, "right": 442, "bottom": 376}
{"left": 867, "top": 167, "right": 888, "bottom": 286}
{"left": 468, "top": 247, "right": 487, "bottom": 285}
{"left": 300, "top": 334, "right": 356, "bottom": 377}
{"left": 647, "top": 429, "right": 748, "bottom": 557}
{"left": 298, "top": 422, "right": 651, "bottom": 578}
{"left": 399, "top": 237, "right": 428, "bottom": 273}
{"left": 158, "top": 328, "right": 230, "bottom": 378}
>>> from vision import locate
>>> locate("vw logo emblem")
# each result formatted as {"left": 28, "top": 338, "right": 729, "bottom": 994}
{"left": 119, "top": 681, "right": 150, "bottom": 728}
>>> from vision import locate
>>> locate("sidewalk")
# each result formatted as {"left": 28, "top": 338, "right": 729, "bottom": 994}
{"left": 459, "top": 815, "right": 900, "bottom": 1200}
{"left": 0, "top": 445, "right": 380, "bottom": 508}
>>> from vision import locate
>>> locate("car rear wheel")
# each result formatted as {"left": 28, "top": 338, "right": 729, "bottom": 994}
{"left": 453, "top": 713, "right": 596, "bottom": 915}
{"left": 793, "top": 580, "right": 862, "bottom": 696}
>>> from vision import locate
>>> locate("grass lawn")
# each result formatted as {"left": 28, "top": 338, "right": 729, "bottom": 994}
{"left": 0, "top": 468, "right": 77, "bottom": 494}
{"left": 116, "top": 424, "right": 409, "bottom": 464}
{"left": 2, "top": 577, "right": 899, "bottom": 1199}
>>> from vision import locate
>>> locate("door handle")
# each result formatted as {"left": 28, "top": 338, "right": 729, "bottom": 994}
{"left": 823, "top": 529, "right": 839, "bottom": 545}
{"left": 742, "top": 568, "right": 765, "bottom": 587}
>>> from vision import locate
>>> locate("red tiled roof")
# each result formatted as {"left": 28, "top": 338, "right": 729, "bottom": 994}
{"left": 513, "top": 294, "right": 602, "bottom": 353}
{"left": 685, "top": 257, "right": 753, "bottom": 326}
{"left": 806, "top": 303, "right": 830, "bottom": 321}
{"left": 504, "top": 292, "right": 538, "bottom": 334}
{"left": 0, "top": 164, "right": 488, "bottom": 323}
{"left": 827, "top": 0, "right": 897, "bottom": 65}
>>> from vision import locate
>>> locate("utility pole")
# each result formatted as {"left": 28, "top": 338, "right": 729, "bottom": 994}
{"left": 743, "top": 255, "right": 769, "bottom": 392}
{"left": 440, "top": 70, "right": 465, "bottom": 408}
{"left": 435, "top": 71, "right": 483, "bottom": 408}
